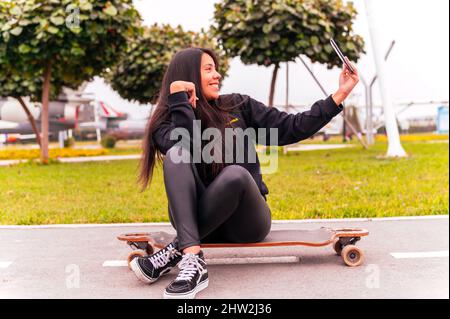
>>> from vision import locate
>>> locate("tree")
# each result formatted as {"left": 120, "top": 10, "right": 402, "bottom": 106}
{"left": 0, "top": 62, "right": 40, "bottom": 146}
{"left": 0, "top": 0, "right": 140, "bottom": 163}
{"left": 106, "top": 23, "right": 231, "bottom": 104}
{"left": 0, "top": 1, "right": 43, "bottom": 146}
{"left": 0, "top": 48, "right": 67, "bottom": 147}
{"left": 212, "top": 0, "right": 365, "bottom": 106}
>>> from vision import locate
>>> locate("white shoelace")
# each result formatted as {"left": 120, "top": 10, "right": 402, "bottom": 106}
{"left": 149, "top": 244, "right": 181, "bottom": 269}
{"left": 175, "top": 253, "right": 205, "bottom": 281}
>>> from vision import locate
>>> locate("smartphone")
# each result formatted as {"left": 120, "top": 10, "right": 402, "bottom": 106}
{"left": 330, "top": 38, "right": 355, "bottom": 74}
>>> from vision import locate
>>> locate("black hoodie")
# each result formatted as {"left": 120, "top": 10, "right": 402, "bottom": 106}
{"left": 153, "top": 91, "right": 344, "bottom": 201}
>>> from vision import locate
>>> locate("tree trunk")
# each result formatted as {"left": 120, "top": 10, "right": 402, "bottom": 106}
{"left": 17, "top": 97, "right": 41, "bottom": 147}
{"left": 268, "top": 63, "right": 280, "bottom": 107}
{"left": 41, "top": 61, "right": 52, "bottom": 164}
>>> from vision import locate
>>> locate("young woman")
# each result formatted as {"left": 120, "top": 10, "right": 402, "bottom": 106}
{"left": 131, "top": 47, "right": 359, "bottom": 299}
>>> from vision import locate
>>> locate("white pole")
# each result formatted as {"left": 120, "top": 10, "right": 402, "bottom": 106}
{"left": 93, "top": 101, "right": 102, "bottom": 143}
{"left": 58, "top": 131, "right": 64, "bottom": 148}
{"left": 364, "top": 0, "right": 407, "bottom": 157}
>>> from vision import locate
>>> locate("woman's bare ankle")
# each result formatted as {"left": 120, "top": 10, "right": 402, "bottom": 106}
{"left": 183, "top": 245, "right": 201, "bottom": 255}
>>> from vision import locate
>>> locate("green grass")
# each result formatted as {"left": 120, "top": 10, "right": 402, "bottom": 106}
{"left": 0, "top": 140, "right": 448, "bottom": 225}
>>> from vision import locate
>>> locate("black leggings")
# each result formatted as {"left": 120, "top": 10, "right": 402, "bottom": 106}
{"left": 163, "top": 145, "right": 272, "bottom": 251}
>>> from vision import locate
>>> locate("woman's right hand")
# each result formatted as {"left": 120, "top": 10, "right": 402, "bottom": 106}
{"left": 170, "top": 81, "right": 199, "bottom": 108}
{"left": 332, "top": 57, "right": 360, "bottom": 106}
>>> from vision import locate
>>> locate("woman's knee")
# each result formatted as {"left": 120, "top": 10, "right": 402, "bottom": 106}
{"left": 226, "top": 221, "right": 271, "bottom": 243}
{"left": 245, "top": 216, "right": 271, "bottom": 242}
{"left": 220, "top": 165, "right": 253, "bottom": 190}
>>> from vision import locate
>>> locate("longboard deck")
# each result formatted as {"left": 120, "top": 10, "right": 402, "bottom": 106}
{"left": 117, "top": 228, "right": 369, "bottom": 249}
{"left": 118, "top": 228, "right": 369, "bottom": 267}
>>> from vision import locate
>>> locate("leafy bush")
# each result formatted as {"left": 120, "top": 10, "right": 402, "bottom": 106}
{"left": 376, "top": 134, "right": 449, "bottom": 142}
{"left": 63, "top": 137, "right": 75, "bottom": 148}
{"left": 101, "top": 135, "right": 117, "bottom": 149}
{"left": 106, "top": 23, "right": 230, "bottom": 104}
{"left": 0, "top": 148, "right": 107, "bottom": 160}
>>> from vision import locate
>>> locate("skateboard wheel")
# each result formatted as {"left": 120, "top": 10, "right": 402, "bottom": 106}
{"left": 127, "top": 250, "right": 147, "bottom": 270}
{"left": 333, "top": 238, "right": 343, "bottom": 256}
{"left": 342, "top": 245, "right": 364, "bottom": 267}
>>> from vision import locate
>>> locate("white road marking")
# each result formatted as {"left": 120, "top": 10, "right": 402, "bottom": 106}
{"left": 103, "top": 260, "right": 128, "bottom": 267}
{"left": 390, "top": 251, "right": 449, "bottom": 259}
{"left": 0, "top": 261, "right": 12, "bottom": 269}
{"left": 0, "top": 215, "right": 447, "bottom": 229}
{"left": 206, "top": 256, "right": 300, "bottom": 265}
{"left": 102, "top": 256, "right": 300, "bottom": 267}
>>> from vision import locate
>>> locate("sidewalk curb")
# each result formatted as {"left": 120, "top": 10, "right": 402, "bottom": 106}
{"left": 0, "top": 215, "right": 447, "bottom": 229}
{"left": 0, "top": 154, "right": 142, "bottom": 166}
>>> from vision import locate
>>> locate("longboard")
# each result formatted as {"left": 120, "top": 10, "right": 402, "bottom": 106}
{"left": 118, "top": 228, "right": 369, "bottom": 268}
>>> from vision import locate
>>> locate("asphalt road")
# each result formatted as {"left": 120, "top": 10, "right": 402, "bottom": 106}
{"left": 0, "top": 217, "right": 448, "bottom": 299}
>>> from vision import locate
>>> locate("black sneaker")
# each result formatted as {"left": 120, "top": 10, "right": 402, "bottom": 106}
{"left": 163, "top": 250, "right": 209, "bottom": 299}
{"left": 130, "top": 240, "right": 182, "bottom": 284}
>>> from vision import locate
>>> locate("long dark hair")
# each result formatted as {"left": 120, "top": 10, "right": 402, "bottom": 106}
{"left": 137, "top": 47, "right": 242, "bottom": 192}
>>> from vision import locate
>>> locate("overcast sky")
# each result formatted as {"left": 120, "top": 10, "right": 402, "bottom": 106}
{"left": 85, "top": 0, "right": 449, "bottom": 119}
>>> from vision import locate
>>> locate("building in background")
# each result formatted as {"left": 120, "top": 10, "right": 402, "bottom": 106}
{"left": 0, "top": 90, "right": 86, "bottom": 144}
{"left": 437, "top": 106, "right": 449, "bottom": 134}
{"left": 0, "top": 88, "right": 150, "bottom": 145}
